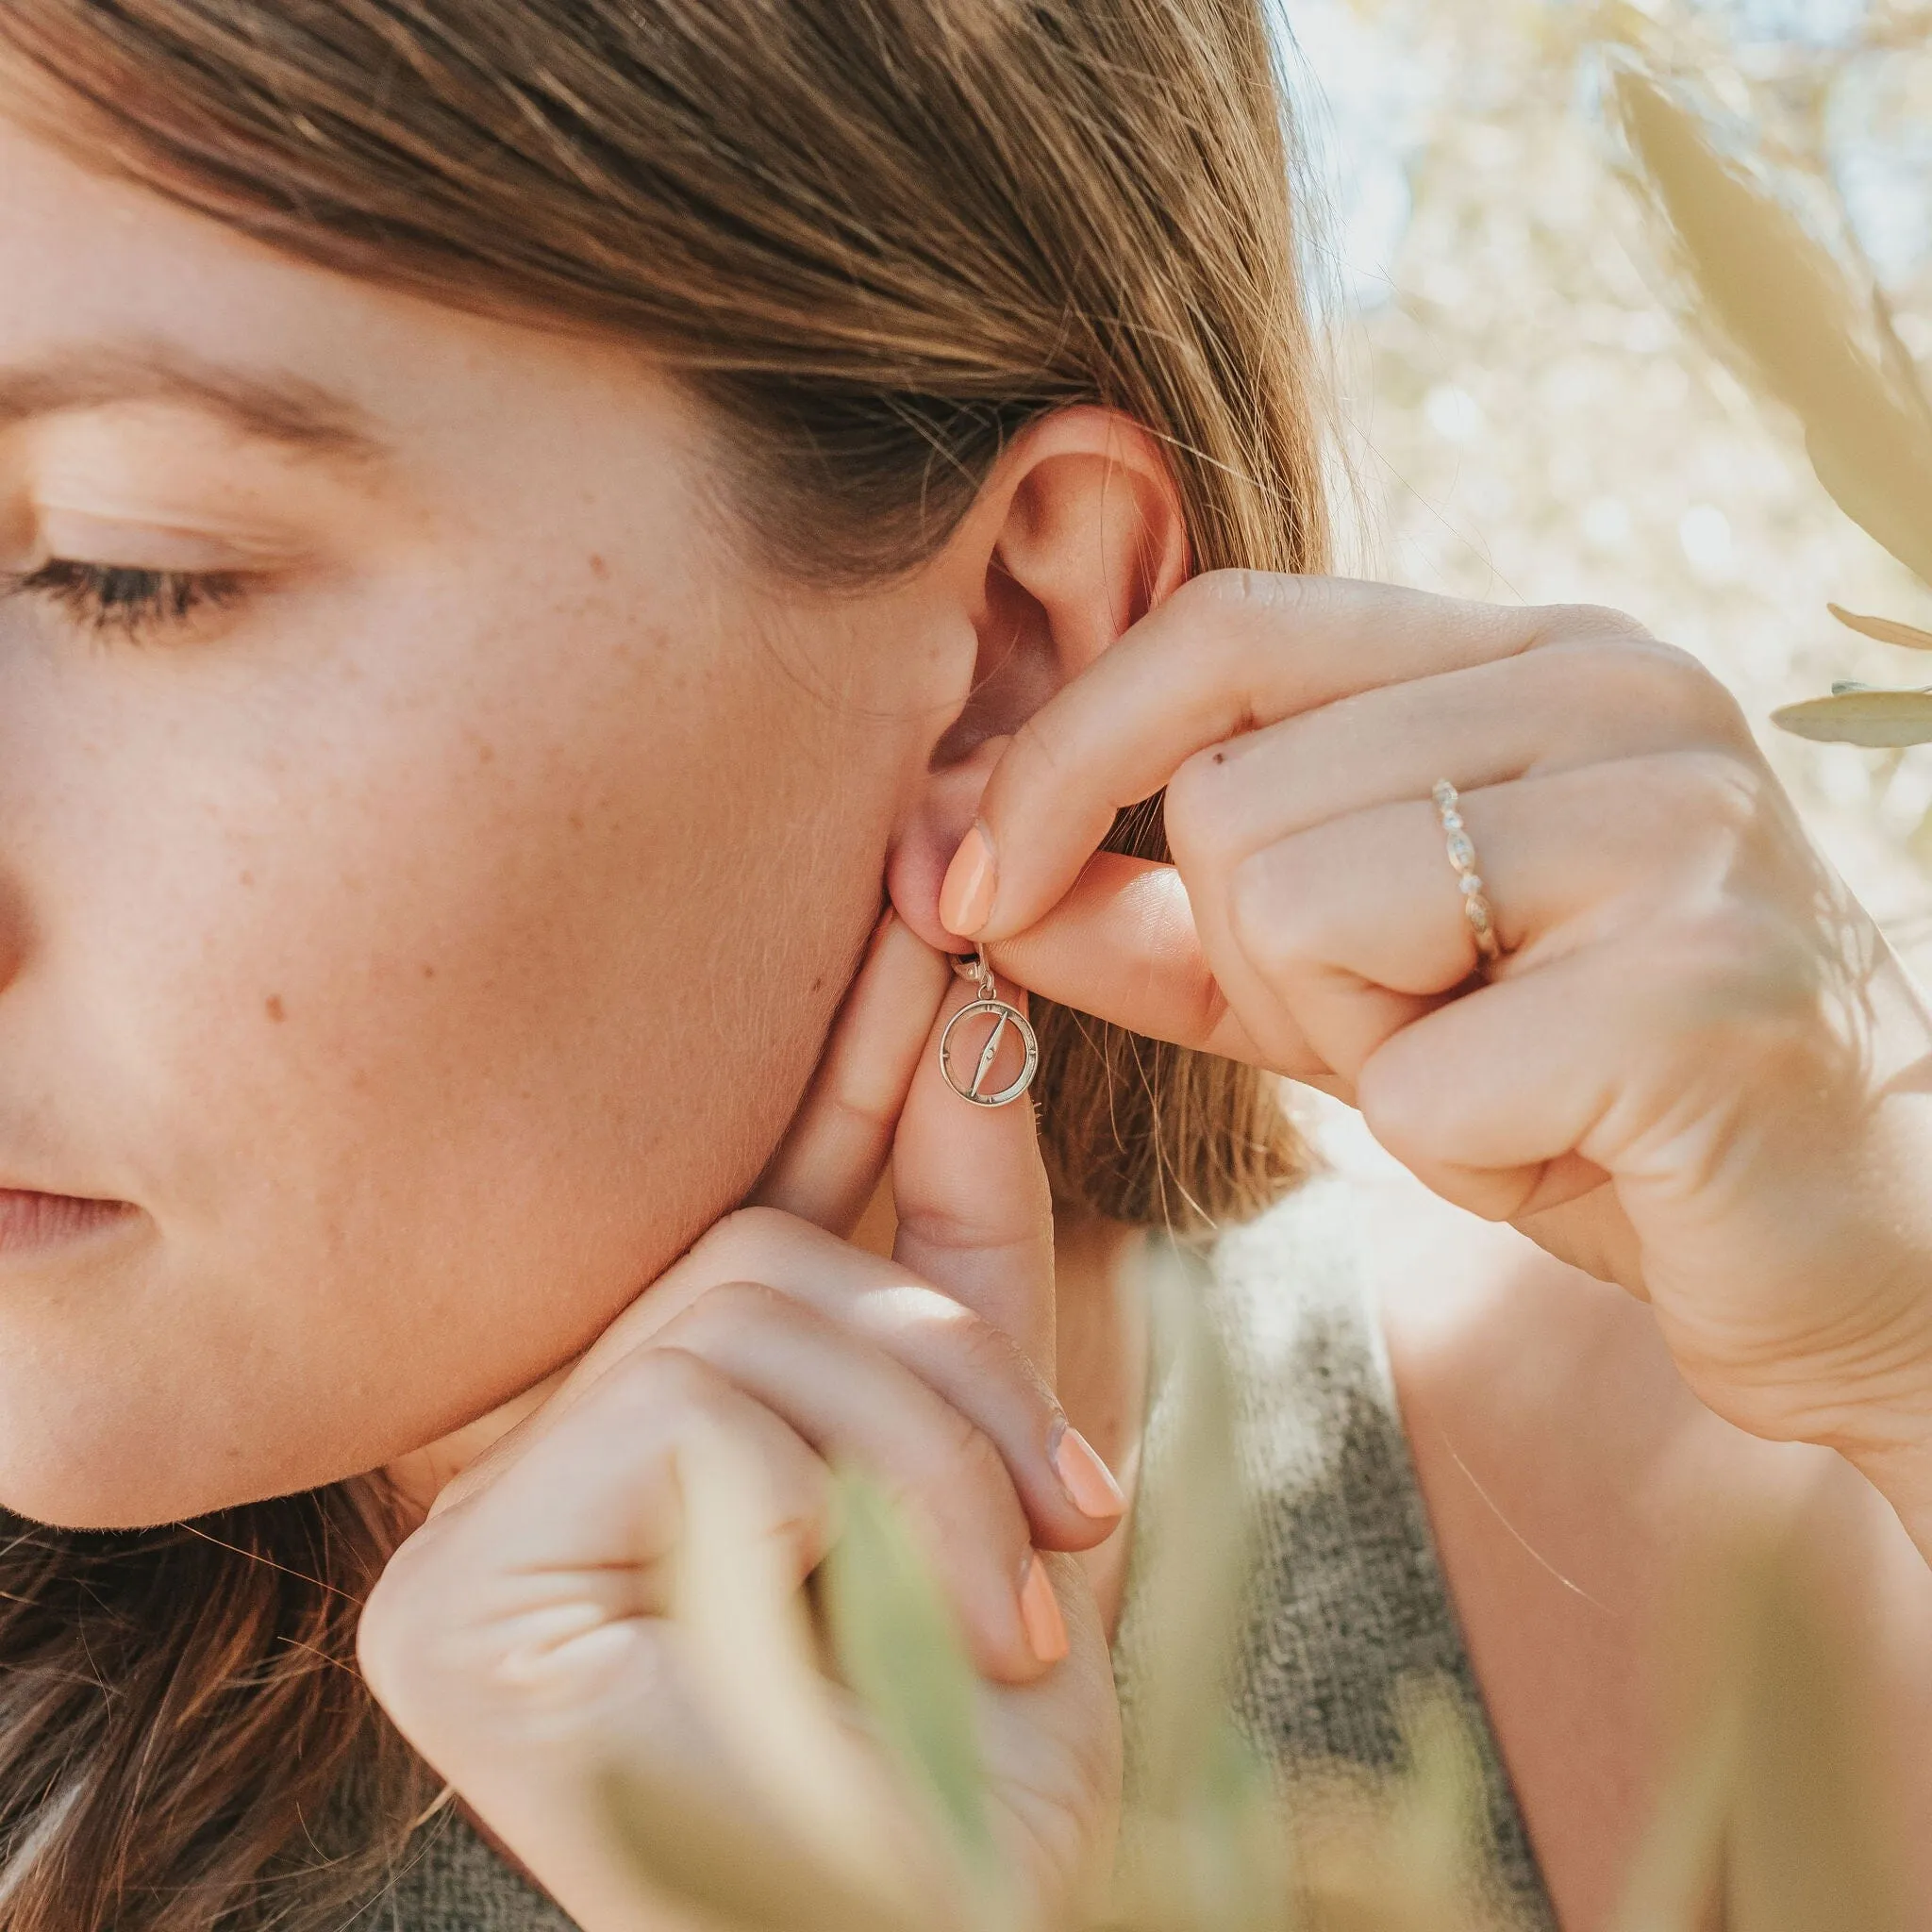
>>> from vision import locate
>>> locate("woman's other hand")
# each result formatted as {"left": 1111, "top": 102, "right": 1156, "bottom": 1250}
{"left": 948, "top": 572, "right": 1932, "bottom": 1550}
{"left": 358, "top": 912, "right": 1125, "bottom": 1929}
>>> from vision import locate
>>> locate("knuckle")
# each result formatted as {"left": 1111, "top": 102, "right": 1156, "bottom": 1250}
{"left": 357, "top": 1518, "right": 471, "bottom": 1706}
{"left": 817, "top": 1080, "right": 894, "bottom": 1138}
{"left": 356, "top": 1557, "right": 415, "bottom": 1677}
{"left": 890, "top": 1287, "right": 1059, "bottom": 1422}
{"left": 1175, "top": 565, "right": 1308, "bottom": 627}
{"left": 1006, "top": 704, "right": 1063, "bottom": 777}
{"left": 1534, "top": 599, "right": 1651, "bottom": 644}
{"left": 1225, "top": 841, "right": 1322, "bottom": 974}
{"left": 631, "top": 1341, "right": 729, "bottom": 1409}
{"left": 1559, "top": 634, "right": 1744, "bottom": 741}
{"left": 1161, "top": 746, "right": 1241, "bottom": 872}
{"left": 587, "top": 1340, "right": 732, "bottom": 1432}
{"left": 894, "top": 1411, "right": 1028, "bottom": 1542}
{"left": 689, "top": 1203, "right": 794, "bottom": 1276}
{"left": 945, "top": 1303, "right": 1058, "bottom": 1415}
{"left": 1357, "top": 1084, "right": 1420, "bottom": 1162}
{"left": 1656, "top": 748, "right": 1760, "bottom": 838}
{"left": 356, "top": 1607, "right": 413, "bottom": 1717}
{"left": 1176, "top": 565, "right": 1263, "bottom": 619}
{"left": 1353, "top": 1053, "right": 1441, "bottom": 1164}
{"left": 1641, "top": 641, "right": 1749, "bottom": 738}
{"left": 671, "top": 1275, "right": 793, "bottom": 1344}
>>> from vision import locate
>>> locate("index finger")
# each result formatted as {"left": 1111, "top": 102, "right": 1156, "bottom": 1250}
{"left": 950, "top": 573, "right": 1624, "bottom": 941}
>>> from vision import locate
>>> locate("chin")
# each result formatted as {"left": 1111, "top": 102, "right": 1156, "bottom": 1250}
{"left": 0, "top": 1420, "right": 313, "bottom": 1533}
{"left": 0, "top": 1478, "right": 184, "bottom": 1534}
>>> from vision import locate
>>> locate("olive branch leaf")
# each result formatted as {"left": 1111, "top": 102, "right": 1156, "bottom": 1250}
{"left": 1613, "top": 68, "right": 1932, "bottom": 746}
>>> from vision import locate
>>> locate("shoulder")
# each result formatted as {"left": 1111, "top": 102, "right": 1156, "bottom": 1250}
{"left": 1291, "top": 1105, "right": 1932, "bottom": 1931}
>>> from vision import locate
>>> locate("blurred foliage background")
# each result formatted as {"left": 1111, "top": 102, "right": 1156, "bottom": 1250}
{"left": 1290, "top": 0, "right": 1932, "bottom": 968}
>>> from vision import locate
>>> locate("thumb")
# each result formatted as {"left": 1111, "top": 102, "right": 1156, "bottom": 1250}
{"left": 890, "top": 961, "right": 1059, "bottom": 1381}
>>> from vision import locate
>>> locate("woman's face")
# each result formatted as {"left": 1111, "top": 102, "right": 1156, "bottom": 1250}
{"left": 0, "top": 120, "right": 982, "bottom": 1528}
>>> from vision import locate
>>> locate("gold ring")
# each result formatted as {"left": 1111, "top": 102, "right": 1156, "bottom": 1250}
{"left": 1432, "top": 780, "right": 1501, "bottom": 969}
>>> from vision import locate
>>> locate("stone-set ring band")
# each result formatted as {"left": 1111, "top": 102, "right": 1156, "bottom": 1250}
{"left": 1432, "top": 780, "right": 1502, "bottom": 969}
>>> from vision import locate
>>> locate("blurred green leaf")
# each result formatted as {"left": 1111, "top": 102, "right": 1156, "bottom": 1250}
{"left": 1109, "top": 1727, "right": 1287, "bottom": 1932}
{"left": 1726, "top": 1551, "right": 1906, "bottom": 1932}
{"left": 1122, "top": 1241, "right": 1254, "bottom": 1824}
{"left": 672, "top": 1429, "right": 907, "bottom": 1899}
{"left": 1279, "top": 1682, "right": 1517, "bottom": 1932}
{"left": 822, "top": 1470, "right": 1001, "bottom": 1907}
{"left": 1607, "top": 1695, "right": 1732, "bottom": 1932}
{"left": 1386, "top": 1682, "right": 1492, "bottom": 1908}
{"left": 1771, "top": 690, "right": 1932, "bottom": 743}
{"left": 598, "top": 1759, "right": 912, "bottom": 1932}
{"left": 1612, "top": 1541, "right": 1907, "bottom": 1932}
{"left": 1614, "top": 70, "right": 1932, "bottom": 590}
{"left": 1103, "top": 1240, "right": 1280, "bottom": 1932}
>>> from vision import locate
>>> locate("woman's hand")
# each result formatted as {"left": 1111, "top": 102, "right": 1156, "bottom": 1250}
{"left": 358, "top": 912, "right": 1127, "bottom": 1930}
{"left": 947, "top": 572, "right": 1932, "bottom": 1543}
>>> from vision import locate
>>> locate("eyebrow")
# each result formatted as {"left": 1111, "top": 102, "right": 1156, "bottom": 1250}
{"left": 0, "top": 341, "right": 391, "bottom": 466}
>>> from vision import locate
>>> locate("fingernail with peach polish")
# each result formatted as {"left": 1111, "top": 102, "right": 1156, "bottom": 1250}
{"left": 1052, "top": 1424, "right": 1126, "bottom": 1522}
{"left": 1019, "top": 1552, "right": 1069, "bottom": 1664}
{"left": 940, "top": 823, "right": 996, "bottom": 939}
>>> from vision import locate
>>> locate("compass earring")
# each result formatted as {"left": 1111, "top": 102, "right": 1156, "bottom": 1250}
{"left": 939, "top": 945, "right": 1041, "bottom": 1108}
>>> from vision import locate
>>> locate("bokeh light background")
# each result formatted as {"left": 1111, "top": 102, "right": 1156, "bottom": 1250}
{"left": 1286, "top": 0, "right": 1932, "bottom": 971}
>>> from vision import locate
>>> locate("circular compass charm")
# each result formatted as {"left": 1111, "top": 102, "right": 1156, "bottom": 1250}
{"left": 939, "top": 947, "right": 1041, "bottom": 1107}
{"left": 939, "top": 996, "right": 1041, "bottom": 1108}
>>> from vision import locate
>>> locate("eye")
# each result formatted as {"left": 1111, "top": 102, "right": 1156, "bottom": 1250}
{"left": 2, "top": 558, "right": 246, "bottom": 641}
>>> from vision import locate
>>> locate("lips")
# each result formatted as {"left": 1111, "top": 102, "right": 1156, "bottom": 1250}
{"left": 0, "top": 1189, "right": 135, "bottom": 1256}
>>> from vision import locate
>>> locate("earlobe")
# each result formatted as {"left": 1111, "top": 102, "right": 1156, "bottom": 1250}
{"left": 887, "top": 734, "right": 1008, "bottom": 953}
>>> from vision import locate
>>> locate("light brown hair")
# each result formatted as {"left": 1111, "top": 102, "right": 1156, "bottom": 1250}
{"left": 0, "top": 0, "right": 1328, "bottom": 1922}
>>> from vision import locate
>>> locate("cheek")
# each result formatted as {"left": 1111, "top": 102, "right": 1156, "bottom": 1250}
{"left": 0, "top": 569, "right": 900, "bottom": 1524}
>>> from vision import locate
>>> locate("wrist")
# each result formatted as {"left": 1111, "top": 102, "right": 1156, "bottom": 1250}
{"left": 1840, "top": 1423, "right": 1932, "bottom": 1567}
{"left": 1742, "top": 1236, "right": 1932, "bottom": 1560}
{"left": 1779, "top": 1117, "right": 1932, "bottom": 1559}
{"left": 1808, "top": 1346, "right": 1932, "bottom": 1564}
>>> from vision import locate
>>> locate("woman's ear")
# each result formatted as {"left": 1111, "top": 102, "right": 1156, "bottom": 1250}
{"left": 887, "top": 408, "right": 1190, "bottom": 951}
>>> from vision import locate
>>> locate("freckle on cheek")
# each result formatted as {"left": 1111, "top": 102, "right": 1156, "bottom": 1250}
{"left": 589, "top": 553, "right": 610, "bottom": 580}
{"left": 265, "top": 995, "right": 287, "bottom": 1024}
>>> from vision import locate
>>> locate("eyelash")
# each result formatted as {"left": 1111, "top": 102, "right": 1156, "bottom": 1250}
{"left": 3, "top": 558, "right": 246, "bottom": 640}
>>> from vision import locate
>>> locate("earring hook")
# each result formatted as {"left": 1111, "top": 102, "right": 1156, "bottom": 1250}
{"left": 953, "top": 942, "right": 997, "bottom": 1001}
